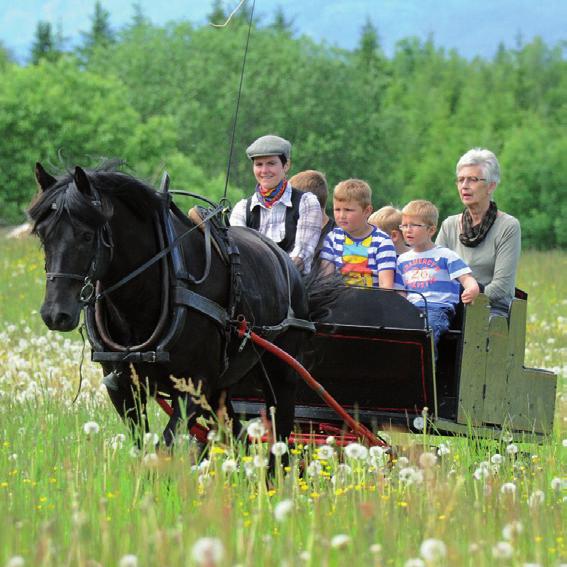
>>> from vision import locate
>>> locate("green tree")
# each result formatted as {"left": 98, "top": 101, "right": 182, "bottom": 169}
{"left": 30, "top": 21, "right": 62, "bottom": 64}
{"left": 270, "top": 6, "right": 294, "bottom": 36}
{"left": 79, "top": 1, "right": 115, "bottom": 64}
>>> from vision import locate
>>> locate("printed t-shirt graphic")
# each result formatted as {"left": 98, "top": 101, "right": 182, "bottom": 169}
{"left": 341, "top": 234, "right": 373, "bottom": 287}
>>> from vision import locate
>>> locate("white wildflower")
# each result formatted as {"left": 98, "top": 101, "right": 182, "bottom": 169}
{"left": 273, "top": 499, "right": 293, "bottom": 522}
{"left": 330, "top": 534, "right": 351, "bottom": 549}
{"left": 396, "top": 456, "right": 410, "bottom": 467}
{"left": 83, "top": 421, "right": 100, "bottom": 435}
{"left": 344, "top": 442, "right": 368, "bottom": 460}
{"left": 404, "top": 559, "right": 425, "bottom": 567}
{"left": 492, "top": 541, "right": 514, "bottom": 559}
{"left": 316, "top": 444, "right": 335, "bottom": 460}
{"left": 418, "top": 451, "right": 437, "bottom": 469}
{"left": 8, "top": 453, "right": 17, "bottom": 462}
{"left": 501, "top": 431, "right": 514, "bottom": 443}
{"left": 369, "top": 543, "right": 382, "bottom": 554}
{"left": 420, "top": 538, "right": 447, "bottom": 562}
{"left": 191, "top": 537, "right": 224, "bottom": 566}
{"left": 110, "top": 433, "right": 126, "bottom": 450}
{"left": 326, "top": 435, "right": 336, "bottom": 445}
{"left": 221, "top": 459, "right": 238, "bottom": 474}
{"left": 299, "top": 551, "right": 310, "bottom": 561}
{"left": 270, "top": 441, "right": 288, "bottom": 456}
{"left": 562, "top": 438, "right": 567, "bottom": 448}
{"left": 550, "top": 477, "right": 564, "bottom": 491}
{"left": 5, "top": 557, "right": 25, "bottom": 567}
{"left": 246, "top": 419, "right": 266, "bottom": 440}
{"left": 491, "top": 453, "right": 504, "bottom": 465}
{"left": 119, "top": 555, "right": 139, "bottom": 567}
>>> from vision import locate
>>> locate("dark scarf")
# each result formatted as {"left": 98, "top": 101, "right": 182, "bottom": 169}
{"left": 256, "top": 179, "right": 288, "bottom": 209}
{"left": 459, "top": 201, "right": 498, "bottom": 248}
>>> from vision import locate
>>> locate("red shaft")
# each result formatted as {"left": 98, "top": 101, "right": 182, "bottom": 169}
{"left": 237, "top": 319, "right": 388, "bottom": 448}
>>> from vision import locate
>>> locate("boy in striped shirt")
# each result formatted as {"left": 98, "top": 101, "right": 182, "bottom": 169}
{"left": 320, "top": 179, "right": 396, "bottom": 289}
{"left": 395, "top": 200, "right": 479, "bottom": 355}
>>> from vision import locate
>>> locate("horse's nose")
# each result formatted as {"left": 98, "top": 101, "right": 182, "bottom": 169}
{"left": 40, "top": 305, "right": 79, "bottom": 331}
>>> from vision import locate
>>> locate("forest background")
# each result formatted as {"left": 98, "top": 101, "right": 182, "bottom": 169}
{"left": 0, "top": 2, "right": 565, "bottom": 249}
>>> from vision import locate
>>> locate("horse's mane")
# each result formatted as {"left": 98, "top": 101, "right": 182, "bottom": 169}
{"left": 28, "top": 162, "right": 162, "bottom": 234}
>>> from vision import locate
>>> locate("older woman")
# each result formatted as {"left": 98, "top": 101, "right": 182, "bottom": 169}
{"left": 230, "top": 135, "right": 322, "bottom": 274}
{"left": 436, "top": 148, "right": 521, "bottom": 316}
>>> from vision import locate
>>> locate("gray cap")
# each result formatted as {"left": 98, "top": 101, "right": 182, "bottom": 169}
{"left": 246, "top": 135, "right": 291, "bottom": 161}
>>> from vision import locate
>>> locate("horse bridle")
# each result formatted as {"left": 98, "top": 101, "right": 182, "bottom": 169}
{"left": 45, "top": 195, "right": 114, "bottom": 304}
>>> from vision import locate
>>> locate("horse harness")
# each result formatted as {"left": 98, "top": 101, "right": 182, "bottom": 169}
{"left": 82, "top": 185, "right": 314, "bottom": 372}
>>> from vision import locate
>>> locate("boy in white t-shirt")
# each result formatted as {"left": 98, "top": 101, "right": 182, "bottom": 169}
{"left": 395, "top": 200, "right": 479, "bottom": 356}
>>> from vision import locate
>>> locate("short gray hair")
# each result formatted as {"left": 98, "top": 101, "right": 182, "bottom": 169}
{"left": 456, "top": 148, "right": 500, "bottom": 184}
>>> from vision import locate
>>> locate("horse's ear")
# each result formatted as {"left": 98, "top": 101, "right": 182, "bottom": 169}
{"left": 73, "top": 166, "right": 92, "bottom": 197}
{"left": 35, "top": 162, "right": 56, "bottom": 191}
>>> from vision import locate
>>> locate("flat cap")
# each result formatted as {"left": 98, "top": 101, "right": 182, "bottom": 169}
{"left": 246, "top": 135, "right": 291, "bottom": 160}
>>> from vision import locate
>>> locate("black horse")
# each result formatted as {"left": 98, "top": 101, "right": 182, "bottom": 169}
{"left": 29, "top": 162, "right": 332, "bottom": 445}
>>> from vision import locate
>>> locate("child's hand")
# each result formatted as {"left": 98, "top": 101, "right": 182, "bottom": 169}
{"left": 461, "top": 282, "right": 480, "bottom": 304}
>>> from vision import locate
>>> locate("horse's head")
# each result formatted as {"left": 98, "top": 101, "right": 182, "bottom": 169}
{"left": 29, "top": 163, "right": 113, "bottom": 331}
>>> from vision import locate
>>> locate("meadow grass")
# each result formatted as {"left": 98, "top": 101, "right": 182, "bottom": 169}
{"left": 0, "top": 232, "right": 566, "bottom": 567}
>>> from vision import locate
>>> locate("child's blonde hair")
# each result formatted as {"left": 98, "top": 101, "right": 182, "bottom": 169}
{"left": 333, "top": 179, "right": 372, "bottom": 208}
{"left": 368, "top": 206, "right": 402, "bottom": 235}
{"left": 401, "top": 200, "right": 439, "bottom": 226}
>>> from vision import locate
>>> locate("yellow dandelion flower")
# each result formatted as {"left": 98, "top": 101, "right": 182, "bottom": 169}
{"left": 310, "top": 492, "right": 320, "bottom": 499}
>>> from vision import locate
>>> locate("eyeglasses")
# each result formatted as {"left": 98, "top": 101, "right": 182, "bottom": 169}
{"left": 398, "top": 223, "right": 428, "bottom": 230}
{"left": 456, "top": 176, "right": 487, "bottom": 185}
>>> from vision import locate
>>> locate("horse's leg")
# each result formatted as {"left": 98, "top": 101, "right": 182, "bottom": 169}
{"left": 104, "top": 365, "right": 149, "bottom": 446}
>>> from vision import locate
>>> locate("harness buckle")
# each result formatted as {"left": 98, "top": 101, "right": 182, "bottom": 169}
{"left": 80, "top": 279, "right": 95, "bottom": 304}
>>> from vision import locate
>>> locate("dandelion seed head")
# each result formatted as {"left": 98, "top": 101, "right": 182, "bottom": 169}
{"left": 404, "top": 559, "right": 425, "bottom": 567}
{"left": 412, "top": 416, "right": 425, "bottom": 430}
{"left": 506, "top": 443, "right": 519, "bottom": 455}
{"left": 369, "top": 543, "right": 382, "bottom": 554}
{"left": 307, "top": 460, "right": 323, "bottom": 477}
{"left": 271, "top": 441, "right": 288, "bottom": 456}
{"left": 317, "top": 444, "right": 335, "bottom": 460}
{"left": 326, "top": 435, "right": 336, "bottom": 445}
{"left": 492, "top": 541, "right": 514, "bottom": 559}
{"left": 420, "top": 538, "right": 447, "bottom": 561}
{"left": 418, "top": 451, "right": 437, "bottom": 469}
{"left": 437, "top": 443, "right": 450, "bottom": 456}
{"left": 5, "top": 556, "right": 25, "bottom": 567}
{"left": 142, "top": 453, "right": 159, "bottom": 467}
{"left": 246, "top": 419, "right": 266, "bottom": 440}
{"left": 527, "top": 490, "right": 545, "bottom": 507}
{"left": 344, "top": 442, "right": 368, "bottom": 460}
{"left": 207, "top": 430, "right": 220, "bottom": 442}
{"left": 502, "top": 520, "right": 523, "bottom": 541}
{"left": 500, "top": 482, "right": 517, "bottom": 495}
{"left": 143, "top": 432, "right": 159, "bottom": 447}
{"left": 491, "top": 453, "right": 504, "bottom": 464}
{"left": 83, "top": 421, "right": 100, "bottom": 435}
{"left": 119, "top": 554, "right": 139, "bottom": 567}
{"left": 550, "top": 477, "right": 564, "bottom": 490}
{"left": 273, "top": 499, "right": 293, "bottom": 522}
{"left": 221, "top": 459, "right": 238, "bottom": 474}
{"left": 253, "top": 455, "right": 268, "bottom": 469}
{"left": 330, "top": 534, "right": 351, "bottom": 549}
{"left": 191, "top": 537, "right": 224, "bottom": 565}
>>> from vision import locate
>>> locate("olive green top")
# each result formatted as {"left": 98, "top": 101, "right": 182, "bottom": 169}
{"left": 436, "top": 212, "right": 521, "bottom": 313}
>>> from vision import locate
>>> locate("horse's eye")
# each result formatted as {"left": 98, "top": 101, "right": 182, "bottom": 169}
{"left": 83, "top": 232, "right": 94, "bottom": 242}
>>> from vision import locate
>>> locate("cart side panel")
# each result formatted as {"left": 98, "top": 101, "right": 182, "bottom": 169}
{"left": 504, "top": 299, "right": 557, "bottom": 433}
{"left": 301, "top": 324, "right": 435, "bottom": 413}
{"left": 482, "top": 315, "right": 510, "bottom": 425}
{"left": 457, "top": 294, "right": 490, "bottom": 425}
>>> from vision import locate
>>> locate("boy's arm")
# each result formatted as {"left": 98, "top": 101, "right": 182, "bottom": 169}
{"left": 319, "top": 259, "right": 335, "bottom": 277}
{"left": 458, "top": 274, "right": 480, "bottom": 304}
{"left": 378, "top": 269, "right": 394, "bottom": 289}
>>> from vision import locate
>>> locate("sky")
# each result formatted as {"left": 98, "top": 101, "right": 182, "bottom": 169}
{"left": 1, "top": 0, "right": 565, "bottom": 62}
